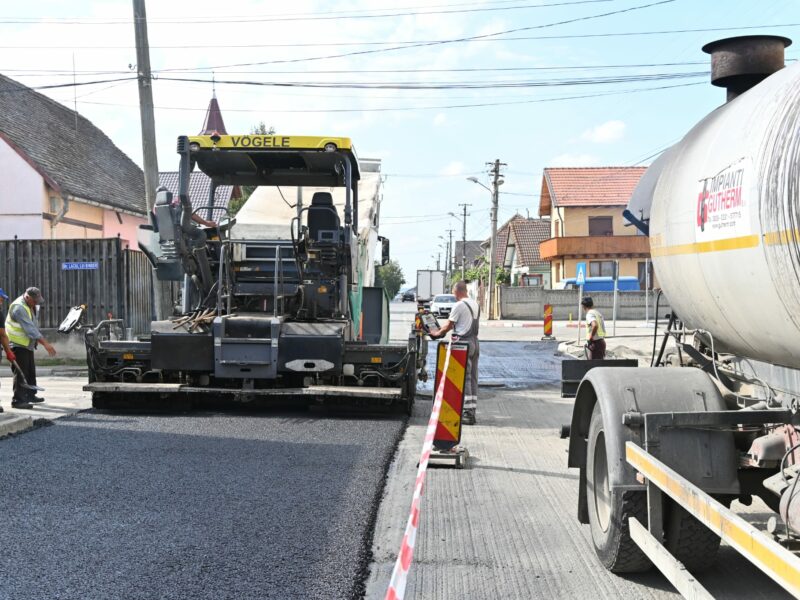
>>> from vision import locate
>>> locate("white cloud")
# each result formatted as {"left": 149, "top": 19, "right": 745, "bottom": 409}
{"left": 439, "top": 160, "right": 465, "bottom": 176}
{"left": 580, "top": 120, "right": 626, "bottom": 144}
{"left": 433, "top": 113, "right": 447, "bottom": 127}
{"left": 549, "top": 154, "right": 600, "bottom": 167}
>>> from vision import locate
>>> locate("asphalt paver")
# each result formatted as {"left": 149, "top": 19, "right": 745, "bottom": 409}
{"left": 0, "top": 409, "right": 405, "bottom": 600}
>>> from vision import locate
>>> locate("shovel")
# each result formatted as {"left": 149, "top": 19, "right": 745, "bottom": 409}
{"left": 10, "top": 359, "right": 45, "bottom": 392}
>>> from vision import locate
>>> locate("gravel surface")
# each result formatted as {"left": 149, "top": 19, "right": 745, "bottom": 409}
{"left": 0, "top": 409, "right": 405, "bottom": 600}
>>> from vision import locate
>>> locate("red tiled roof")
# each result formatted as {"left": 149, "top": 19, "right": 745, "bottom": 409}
{"left": 483, "top": 214, "right": 526, "bottom": 265}
{"left": 509, "top": 218, "right": 550, "bottom": 269}
{"left": 539, "top": 167, "right": 646, "bottom": 216}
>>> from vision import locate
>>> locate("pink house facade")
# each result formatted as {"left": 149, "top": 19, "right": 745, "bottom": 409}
{"left": 0, "top": 74, "right": 147, "bottom": 248}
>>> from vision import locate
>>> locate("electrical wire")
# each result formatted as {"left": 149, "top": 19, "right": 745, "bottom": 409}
{"left": 158, "top": 71, "right": 705, "bottom": 90}
{"left": 779, "top": 437, "right": 800, "bottom": 539}
{"left": 697, "top": 328, "right": 777, "bottom": 406}
{"left": 0, "top": 76, "right": 136, "bottom": 93}
{"left": 2, "top": 24, "right": 797, "bottom": 51}
{"left": 650, "top": 289, "right": 663, "bottom": 366}
{"left": 51, "top": 81, "right": 704, "bottom": 113}
{"left": 2, "top": 61, "right": 712, "bottom": 77}
{"left": 0, "top": 0, "right": 614, "bottom": 25}
{"left": 152, "top": 1, "right": 676, "bottom": 71}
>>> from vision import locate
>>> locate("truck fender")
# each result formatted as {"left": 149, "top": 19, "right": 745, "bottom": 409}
{"left": 567, "top": 367, "right": 739, "bottom": 524}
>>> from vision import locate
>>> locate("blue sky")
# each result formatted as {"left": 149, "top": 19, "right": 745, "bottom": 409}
{"left": 2, "top": 0, "right": 798, "bottom": 282}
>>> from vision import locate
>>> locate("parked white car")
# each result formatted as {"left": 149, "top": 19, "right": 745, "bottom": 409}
{"left": 430, "top": 294, "right": 457, "bottom": 318}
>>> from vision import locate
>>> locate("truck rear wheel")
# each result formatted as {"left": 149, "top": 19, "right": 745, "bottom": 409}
{"left": 664, "top": 501, "right": 720, "bottom": 572}
{"left": 587, "top": 402, "right": 652, "bottom": 573}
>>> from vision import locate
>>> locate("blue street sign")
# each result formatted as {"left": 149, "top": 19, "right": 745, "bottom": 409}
{"left": 62, "top": 262, "right": 99, "bottom": 271}
{"left": 576, "top": 262, "right": 586, "bottom": 286}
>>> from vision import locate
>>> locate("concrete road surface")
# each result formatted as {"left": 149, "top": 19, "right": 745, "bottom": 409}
{"left": 370, "top": 303, "right": 789, "bottom": 599}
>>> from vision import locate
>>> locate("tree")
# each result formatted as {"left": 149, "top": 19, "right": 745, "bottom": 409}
{"left": 228, "top": 121, "right": 277, "bottom": 215}
{"left": 375, "top": 260, "right": 406, "bottom": 298}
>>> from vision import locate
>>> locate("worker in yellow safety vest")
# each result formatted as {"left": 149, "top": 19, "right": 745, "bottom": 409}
{"left": 4, "top": 287, "right": 56, "bottom": 409}
{"left": 581, "top": 296, "right": 606, "bottom": 360}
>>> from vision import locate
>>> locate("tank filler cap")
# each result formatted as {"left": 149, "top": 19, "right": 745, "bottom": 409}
{"left": 702, "top": 35, "right": 792, "bottom": 101}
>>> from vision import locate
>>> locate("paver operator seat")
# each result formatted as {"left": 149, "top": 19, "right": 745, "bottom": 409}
{"left": 153, "top": 187, "right": 179, "bottom": 245}
{"left": 307, "top": 192, "right": 339, "bottom": 243}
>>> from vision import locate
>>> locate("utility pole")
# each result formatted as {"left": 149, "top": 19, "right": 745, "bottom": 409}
{"left": 133, "top": 0, "right": 165, "bottom": 321}
{"left": 133, "top": 0, "right": 159, "bottom": 212}
{"left": 458, "top": 203, "right": 471, "bottom": 279}
{"left": 487, "top": 159, "right": 506, "bottom": 320}
{"left": 436, "top": 252, "right": 441, "bottom": 271}
{"left": 446, "top": 229, "right": 454, "bottom": 282}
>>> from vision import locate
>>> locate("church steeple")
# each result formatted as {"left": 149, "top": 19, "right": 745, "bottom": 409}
{"left": 200, "top": 81, "right": 227, "bottom": 135}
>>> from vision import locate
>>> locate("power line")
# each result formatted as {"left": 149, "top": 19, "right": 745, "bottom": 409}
{"left": 1, "top": 60, "right": 711, "bottom": 76}
{"left": 0, "top": 0, "right": 613, "bottom": 25}
{"left": 0, "top": 76, "right": 136, "bottom": 93}
{"left": 1, "top": 0, "right": 543, "bottom": 24}
{"left": 158, "top": 71, "right": 704, "bottom": 90}
{"left": 153, "top": 1, "right": 676, "bottom": 72}
{"left": 2, "top": 24, "right": 797, "bottom": 51}
{"left": 58, "top": 81, "right": 703, "bottom": 113}
{"left": 384, "top": 172, "right": 483, "bottom": 178}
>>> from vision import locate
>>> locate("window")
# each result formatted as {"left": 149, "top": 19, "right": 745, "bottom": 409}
{"left": 521, "top": 274, "right": 543, "bottom": 287}
{"left": 590, "top": 260, "right": 615, "bottom": 277}
{"left": 588, "top": 216, "right": 613, "bottom": 236}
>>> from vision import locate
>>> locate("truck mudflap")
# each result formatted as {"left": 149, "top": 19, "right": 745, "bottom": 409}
{"left": 84, "top": 382, "right": 402, "bottom": 400}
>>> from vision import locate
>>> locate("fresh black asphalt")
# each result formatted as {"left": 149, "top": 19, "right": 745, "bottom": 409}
{"left": 0, "top": 409, "right": 405, "bottom": 600}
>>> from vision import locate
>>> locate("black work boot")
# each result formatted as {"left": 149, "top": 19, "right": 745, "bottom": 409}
{"left": 11, "top": 397, "right": 32, "bottom": 409}
{"left": 463, "top": 409, "right": 476, "bottom": 425}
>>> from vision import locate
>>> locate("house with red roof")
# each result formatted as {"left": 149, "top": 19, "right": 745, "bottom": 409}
{"left": 537, "top": 167, "right": 651, "bottom": 288}
{"left": 480, "top": 214, "right": 552, "bottom": 286}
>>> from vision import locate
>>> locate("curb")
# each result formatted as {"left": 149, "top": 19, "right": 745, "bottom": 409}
{"left": 0, "top": 367, "right": 88, "bottom": 379}
{"left": 0, "top": 414, "right": 34, "bottom": 438}
{"left": 481, "top": 321, "right": 542, "bottom": 328}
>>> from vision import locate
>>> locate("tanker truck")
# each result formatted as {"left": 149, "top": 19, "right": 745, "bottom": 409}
{"left": 567, "top": 35, "right": 800, "bottom": 595}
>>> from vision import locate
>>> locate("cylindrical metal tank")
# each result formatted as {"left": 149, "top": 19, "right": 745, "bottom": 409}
{"left": 648, "top": 60, "right": 800, "bottom": 368}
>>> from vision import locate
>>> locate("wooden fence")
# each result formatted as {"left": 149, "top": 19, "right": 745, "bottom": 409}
{"left": 0, "top": 238, "right": 175, "bottom": 335}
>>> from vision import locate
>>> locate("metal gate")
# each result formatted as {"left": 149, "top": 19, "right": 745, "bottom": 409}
{"left": 0, "top": 238, "right": 172, "bottom": 335}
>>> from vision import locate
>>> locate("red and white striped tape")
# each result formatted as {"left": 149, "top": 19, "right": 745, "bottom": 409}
{"left": 385, "top": 340, "right": 453, "bottom": 600}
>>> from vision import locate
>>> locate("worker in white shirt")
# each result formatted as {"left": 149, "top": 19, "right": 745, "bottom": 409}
{"left": 429, "top": 280, "right": 480, "bottom": 425}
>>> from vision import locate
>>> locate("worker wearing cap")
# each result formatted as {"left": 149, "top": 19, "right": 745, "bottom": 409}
{"left": 429, "top": 280, "right": 480, "bottom": 425}
{"left": 5, "top": 287, "right": 56, "bottom": 408}
{"left": 582, "top": 296, "right": 607, "bottom": 360}
{"left": 0, "top": 289, "right": 15, "bottom": 413}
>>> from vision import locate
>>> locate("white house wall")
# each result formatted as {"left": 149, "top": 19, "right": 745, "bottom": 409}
{"left": 0, "top": 138, "right": 45, "bottom": 239}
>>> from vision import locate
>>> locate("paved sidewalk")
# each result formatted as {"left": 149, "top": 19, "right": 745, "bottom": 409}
{"left": 0, "top": 377, "right": 91, "bottom": 431}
